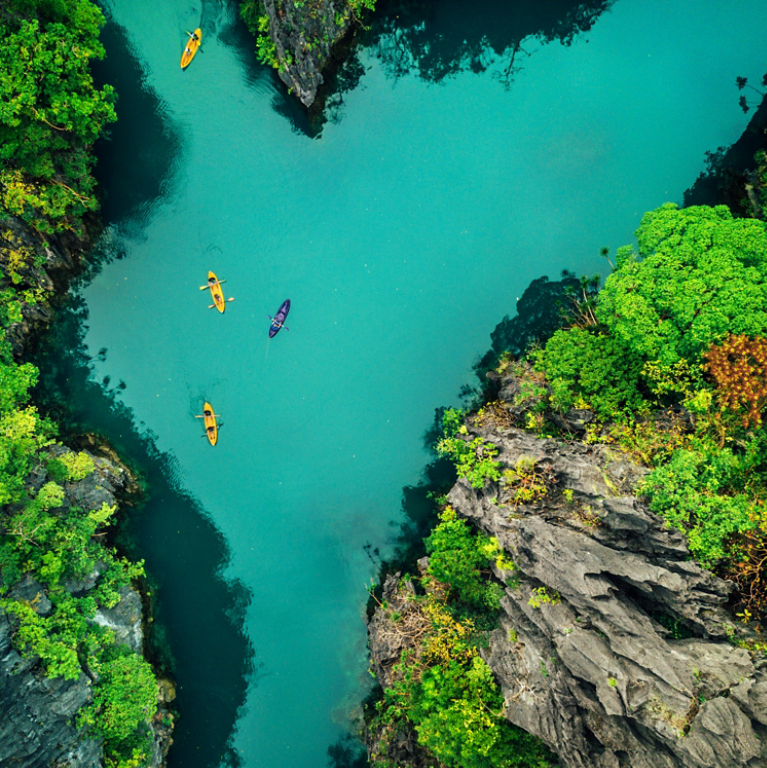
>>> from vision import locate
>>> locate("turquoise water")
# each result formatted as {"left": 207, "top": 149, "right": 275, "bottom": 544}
{"left": 35, "top": 0, "right": 767, "bottom": 766}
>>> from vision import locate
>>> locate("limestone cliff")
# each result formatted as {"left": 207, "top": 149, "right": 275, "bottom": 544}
{"left": 0, "top": 216, "right": 89, "bottom": 358}
{"left": 0, "top": 446, "right": 175, "bottom": 768}
{"left": 366, "top": 369, "right": 767, "bottom": 768}
{"left": 0, "top": 216, "right": 174, "bottom": 767}
{"left": 258, "top": 0, "right": 360, "bottom": 106}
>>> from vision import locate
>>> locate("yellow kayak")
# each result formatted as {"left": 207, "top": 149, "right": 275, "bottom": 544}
{"left": 207, "top": 271, "right": 225, "bottom": 313}
{"left": 181, "top": 29, "right": 201, "bottom": 69}
{"left": 199, "top": 402, "right": 217, "bottom": 446}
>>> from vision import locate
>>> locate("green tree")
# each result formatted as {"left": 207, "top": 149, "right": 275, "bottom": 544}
{"left": 411, "top": 657, "right": 553, "bottom": 768}
{"left": 534, "top": 326, "right": 645, "bottom": 417}
{"left": 0, "top": 0, "right": 116, "bottom": 232}
{"left": 425, "top": 508, "right": 498, "bottom": 609}
{"left": 597, "top": 204, "right": 767, "bottom": 367}
{"left": 83, "top": 651, "right": 158, "bottom": 741}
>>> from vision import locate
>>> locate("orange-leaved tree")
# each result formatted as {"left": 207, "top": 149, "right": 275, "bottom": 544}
{"left": 705, "top": 334, "right": 767, "bottom": 427}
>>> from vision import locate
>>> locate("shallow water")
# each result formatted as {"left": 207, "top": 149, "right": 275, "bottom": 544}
{"left": 35, "top": 0, "right": 767, "bottom": 765}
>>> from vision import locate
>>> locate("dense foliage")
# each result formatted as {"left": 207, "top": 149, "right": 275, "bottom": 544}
{"left": 525, "top": 203, "right": 767, "bottom": 617}
{"left": 0, "top": 0, "right": 116, "bottom": 233}
{"left": 0, "top": 325, "right": 159, "bottom": 765}
{"left": 373, "top": 508, "right": 556, "bottom": 768}
{"left": 0, "top": 2, "right": 160, "bottom": 766}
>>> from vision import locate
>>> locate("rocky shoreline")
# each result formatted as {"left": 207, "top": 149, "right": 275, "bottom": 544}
{"left": 365, "top": 369, "right": 767, "bottom": 768}
{"left": 0, "top": 217, "right": 175, "bottom": 768}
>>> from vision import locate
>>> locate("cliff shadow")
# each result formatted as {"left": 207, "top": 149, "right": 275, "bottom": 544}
{"left": 31, "top": 287, "right": 256, "bottom": 768}
{"left": 684, "top": 82, "right": 767, "bottom": 213}
{"left": 373, "top": 269, "right": 593, "bottom": 586}
{"left": 90, "top": 17, "right": 183, "bottom": 230}
{"left": 320, "top": 0, "right": 615, "bottom": 127}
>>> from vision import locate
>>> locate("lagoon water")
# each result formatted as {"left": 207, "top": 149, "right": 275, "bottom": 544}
{"left": 34, "top": 0, "right": 767, "bottom": 766}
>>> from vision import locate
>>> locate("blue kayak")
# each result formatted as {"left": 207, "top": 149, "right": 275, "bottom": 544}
{"left": 268, "top": 299, "right": 290, "bottom": 338}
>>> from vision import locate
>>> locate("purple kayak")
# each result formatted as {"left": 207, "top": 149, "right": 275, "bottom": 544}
{"left": 268, "top": 299, "right": 290, "bottom": 338}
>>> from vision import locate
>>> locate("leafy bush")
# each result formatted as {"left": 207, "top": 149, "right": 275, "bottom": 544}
{"left": 81, "top": 649, "right": 158, "bottom": 741}
{"left": 597, "top": 204, "right": 767, "bottom": 367}
{"left": 410, "top": 657, "right": 554, "bottom": 768}
{"left": 533, "top": 326, "right": 645, "bottom": 417}
{"left": 437, "top": 436, "right": 501, "bottom": 488}
{"left": 640, "top": 442, "right": 763, "bottom": 567}
{"left": 0, "top": 0, "right": 116, "bottom": 232}
{"left": 375, "top": 503, "right": 555, "bottom": 768}
{"left": 425, "top": 508, "right": 501, "bottom": 609}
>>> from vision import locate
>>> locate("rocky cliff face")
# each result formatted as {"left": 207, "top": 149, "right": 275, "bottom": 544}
{"left": 367, "top": 371, "right": 767, "bottom": 768}
{"left": 0, "top": 445, "right": 174, "bottom": 768}
{"left": 262, "top": 0, "right": 357, "bottom": 106}
{"left": 0, "top": 215, "right": 90, "bottom": 358}
{"left": 0, "top": 214, "right": 175, "bottom": 766}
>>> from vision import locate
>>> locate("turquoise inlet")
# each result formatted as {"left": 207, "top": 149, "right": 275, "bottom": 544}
{"left": 32, "top": 0, "right": 767, "bottom": 766}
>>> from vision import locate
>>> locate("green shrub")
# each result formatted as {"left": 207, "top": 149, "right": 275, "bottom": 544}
{"left": 533, "top": 326, "right": 645, "bottom": 418}
{"left": 80, "top": 649, "right": 158, "bottom": 741}
{"left": 640, "top": 442, "right": 762, "bottom": 567}
{"left": 59, "top": 450, "right": 95, "bottom": 480}
{"left": 437, "top": 436, "right": 501, "bottom": 488}
{"left": 597, "top": 204, "right": 767, "bottom": 367}
{"left": 425, "top": 508, "right": 498, "bottom": 609}
{"left": 0, "top": 0, "right": 117, "bottom": 232}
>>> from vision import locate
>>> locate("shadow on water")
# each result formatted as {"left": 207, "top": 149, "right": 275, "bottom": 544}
{"left": 369, "top": 0, "right": 616, "bottom": 83}
{"left": 211, "top": 0, "right": 318, "bottom": 137}
{"left": 31, "top": 286, "right": 256, "bottom": 768}
{"left": 215, "top": 0, "right": 617, "bottom": 135}
{"left": 326, "top": 733, "right": 370, "bottom": 768}
{"left": 90, "top": 14, "right": 183, "bottom": 228}
{"left": 42, "top": 14, "right": 255, "bottom": 768}
{"left": 375, "top": 270, "right": 588, "bottom": 585}
{"left": 472, "top": 271, "right": 585, "bottom": 383}
{"left": 683, "top": 85, "right": 767, "bottom": 213}
{"left": 320, "top": 0, "right": 615, "bottom": 126}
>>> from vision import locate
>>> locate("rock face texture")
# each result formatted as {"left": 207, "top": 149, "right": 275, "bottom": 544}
{"left": 367, "top": 373, "right": 767, "bottom": 768}
{"left": 0, "top": 448, "right": 173, "bottom": 768}
{"left": 0, "top": 216, "right": 89, "bottom": 357}
{"left": 262, "top": 0, "right": 356, "bottom": 106}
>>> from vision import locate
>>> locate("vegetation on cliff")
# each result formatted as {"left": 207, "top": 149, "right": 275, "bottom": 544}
{"left": 369, "top": 507, "right": 557, "bottom": 768}
{"left": 0, "top": 0, "right": 116, "bottom": 235}
{"left": 0, "top": 2, "right": 162, "bottom": 767}
{"left": 369, "top": 184, "right": 767, "bottom": 764}
{"left": 239, "top": 0, "right": 375, "bottom": 105}
{"left": 525, "top": 203, "right": 767, "bottom": 614}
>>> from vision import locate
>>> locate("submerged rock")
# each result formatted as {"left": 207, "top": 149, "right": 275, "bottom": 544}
{"left": 366, "top": 371, "right": 767, "bottom": 768}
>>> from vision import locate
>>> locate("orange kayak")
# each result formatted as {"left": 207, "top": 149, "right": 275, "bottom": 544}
{"left": 181, "top": 29, "right": 201, "bottom": 69}
{"left": 208, "top": 271, "right": 225, "bottom": 313}
{"left": 202, "top": 402, "right": 217, "bottom": 446}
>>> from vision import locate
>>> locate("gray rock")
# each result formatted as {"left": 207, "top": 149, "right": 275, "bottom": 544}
{"left": 0, "top": 618, "right": 101, "bottom": 768}
{"left": 367, "top": 373, "right": 767, "bottom": 768}
{"left": 262, "top": 0, "right": 355, "bottom": 107}
{"left": 0, "top": 448, "right": 166, "bottom": 768}
{"left": 93, "top": 586, "right": 144, "bottom": 655}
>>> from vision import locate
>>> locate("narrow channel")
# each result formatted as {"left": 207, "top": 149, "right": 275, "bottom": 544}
{"left": 33, "top": 0, "right": 767, "bottom": 765}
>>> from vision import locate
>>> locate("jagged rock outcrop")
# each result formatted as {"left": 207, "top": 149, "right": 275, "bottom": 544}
{"left": 0, "top": 216, "right": 88, "bottom": 357}
{"left": 0, "top": 447, "right": 174, "bottom": 768}
{"left": 262, "top": 0, "right": 357, "bottom": 106}
{"left": 367, "top": 372, "right": 767, "bottom": 768}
